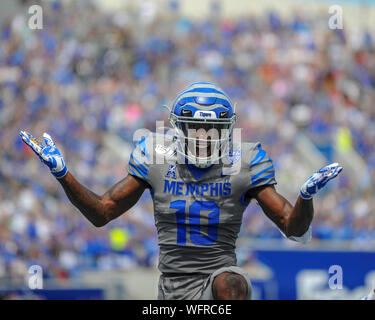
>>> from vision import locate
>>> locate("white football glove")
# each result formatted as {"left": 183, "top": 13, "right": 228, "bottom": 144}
{"left": 20, "top": 131, "right": 68, "bottom": 179}
{"left": 300, "top": 163, "right": 343, "bottom": 200}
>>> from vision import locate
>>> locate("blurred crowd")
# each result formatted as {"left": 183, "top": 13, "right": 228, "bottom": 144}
{"left": 0, "top": 0, "right": 375, "bottom": 281}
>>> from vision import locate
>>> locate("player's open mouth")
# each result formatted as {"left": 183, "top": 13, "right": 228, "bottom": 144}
{"left": 195, "top": 138, "right": 212, "bottom": 158}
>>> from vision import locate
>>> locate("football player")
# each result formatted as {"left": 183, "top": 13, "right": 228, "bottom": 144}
{"left": 20, "top": 82, "right": 342, "bottom": 300}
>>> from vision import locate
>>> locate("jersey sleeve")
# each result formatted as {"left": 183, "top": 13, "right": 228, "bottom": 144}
{"left": 126, "top": 135, "right": 152, "bottom": 185}
{"left": 248, "top": 142, "right": 277, "bottom": 188}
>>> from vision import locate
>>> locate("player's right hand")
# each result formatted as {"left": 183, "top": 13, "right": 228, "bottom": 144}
{"left": 20, "top": 131, "right": 68, "bottom": 179}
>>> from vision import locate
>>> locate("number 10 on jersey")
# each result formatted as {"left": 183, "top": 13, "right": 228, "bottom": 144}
{"left": 170, "top": 200, "right": 220, "bottom": 245}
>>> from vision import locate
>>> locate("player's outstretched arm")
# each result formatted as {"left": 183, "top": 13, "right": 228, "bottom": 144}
{"left": 247, "top": 163, "right": 343, "bottom": 239}
{"left": 58, "top": 172, "right": 147, "bottom": 227}
{"left": 20, "top": 131, "right": 148, "bottom": 227}
{"left": 252, "top": 185, "right": 314, "bottom": 238}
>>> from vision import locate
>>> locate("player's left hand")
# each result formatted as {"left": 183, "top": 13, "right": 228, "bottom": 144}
{"left": 20, "top": 131, "right": 68, "bottom": 179}
{"left": 300, "top": 163, "right": 343, "bottom": 200}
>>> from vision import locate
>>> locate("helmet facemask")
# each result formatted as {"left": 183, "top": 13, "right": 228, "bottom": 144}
{"left": 169, "top": 110, "right": 237, "bottom": 168}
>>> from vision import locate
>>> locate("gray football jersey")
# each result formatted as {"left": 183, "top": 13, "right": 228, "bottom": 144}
{"left": 126, "top": 133, "right": 276, "bottom": 275}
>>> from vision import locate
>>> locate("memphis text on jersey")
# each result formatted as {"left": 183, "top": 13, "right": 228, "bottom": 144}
{"left": 164, "top": 179, "right": 231, "bottom": 197}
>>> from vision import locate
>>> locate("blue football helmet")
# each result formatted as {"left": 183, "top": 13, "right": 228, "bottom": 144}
{"left": 169, "top": 82, "right": 237, "bottom": 168}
